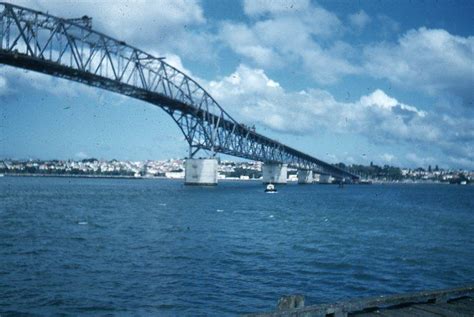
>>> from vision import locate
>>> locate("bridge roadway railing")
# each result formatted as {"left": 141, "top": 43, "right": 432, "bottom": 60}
{"left": 0, "top": 2, "right": 358, "bottom": 180}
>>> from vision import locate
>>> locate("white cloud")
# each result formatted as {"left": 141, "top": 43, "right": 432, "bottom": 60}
{"left": 364, "top": 27, "right": 474, "bottom": 105}
{"left": 5, "top": 0, "right": 213, "bottom": 61}
{"left": 243, "top": 0, "right": 311, "bottom": 17}
{"left": 218, "top": 22, "right": 283, "bottom": 68}
{"left": 207, "top": 65, "right": 428, "bottom": 137}
{"left": 8, "top": 0, "right": 205, "bottom": 33}
{"left": 359, "top": 89, "right": 426, "bottom": 117}
{"left": 243, "top": 0, "right": 341, "bottom": 38}
{"left": 208, "top": 64, "right": 282, "bottom": 100}
{"left": 349, "top": 10, "right": 371, "bottom": 30}
{"left": 406, "top": 153, "right": 436, "bottom": 167}
{"left": 0, "top": 2, "right": 207, "bottom": 102}
{"left": 380, "top": 153, "right": 395, "bottom": 163}
{"left": 0, "top": 66, "right": 101, "bottom": 100}
{"left": 375, "top": 14, "right": 400, "bottom": 37}
{"left": 299, "top": 45, "right": 360, "bottom": 84}
{"left": 75, "top": 151, "right": 89, "bottom": 159}
{"left": 1, "top": 66, "right": 98, "bottom": 98}
{"left": 228, "top": 5, "right": 473, "bottom": 99}
{"left": 219, "top": 3, "right": 357, "bottom": 84}
{"left": 2, "top": 1, "right": 473, "bottom": 169}
{"left": 206, "top": 64, "right": 474, "bottom": 168}
{"left": 146, "top": 51, "right": 195, "bottom": 77}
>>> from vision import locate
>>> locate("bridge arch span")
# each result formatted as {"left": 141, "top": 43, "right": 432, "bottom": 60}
{"left": 0, "top": 2, "right": 358, "bottom": 181}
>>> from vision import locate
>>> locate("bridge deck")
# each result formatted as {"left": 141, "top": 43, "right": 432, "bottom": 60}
{"left": 244, "top": 285, "right": 474, "bottom": 317}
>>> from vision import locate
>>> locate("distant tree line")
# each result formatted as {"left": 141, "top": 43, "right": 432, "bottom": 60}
{"left": 334, "top": 162, "right": 403, "bottom": 180}
{"left": 224, "top": 167, "right": 262, "bottom": 179}
{"left": 0, "top": 166, "right": 135, "bottom": 176}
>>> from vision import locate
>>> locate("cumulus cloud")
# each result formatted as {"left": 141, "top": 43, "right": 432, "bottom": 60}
{"left": 75, "top": 151, "right": 89, "bottom": 159}
{"left": 219, "top": 2, "right": 358, "bottom": 84}
{"left": 406, "top": 153, "right": 436, "bottom": 167}
{"left": 349, "top": 10, "right": 371, "bottom": 30}
{"left": 218, "top": 22, "right": 283, "bottom": 68}
{"left": 225, "top": 5, "right": 473, "bottom": 100}
{"left": 380, "top": 153, "right": 396, "bottom": 163}
{"left": 359, "top": 89, "right": 426, "bottom": 117}
{"left": 375, "top": 14, "right": 400, "bottom": 37}
{"left": 5, "top": 0, "right": 213, "bottom": 60}
{"left": 299, "top": 44, "right": 360, "bottom": 84}
{"left": 364, "top": 27, "right": 474, "bottom": 105}
{"left": 0, "top": 1, "right": 207, "bottom": 101}
{"left": 207, "top": 65, "right": 426, "bottom": 137}
{"left": 206, "top": 64, "right": 474, "bottom": 168}
{"left": 2, "top": 1, "right": 472, "bottom": 168}
{"left": 1, "top": 66, "right": 98, "bottom": 98}
{"left": 242, "top": 0, "right": 342, "bottom": 39}
{"left": 208, "top": 65, "right": 318, "bottom": 133}
{"left": 243, "top": 0, "right": 311, "bottom": 16}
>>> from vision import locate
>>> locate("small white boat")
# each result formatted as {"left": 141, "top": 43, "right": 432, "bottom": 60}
{"left": 265, "top": 183, "right": 277, "bottom": 193}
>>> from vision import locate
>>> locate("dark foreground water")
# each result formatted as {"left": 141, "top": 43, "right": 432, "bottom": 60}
{"left": 1, "top": 177, "right": 473, "bottom": 316}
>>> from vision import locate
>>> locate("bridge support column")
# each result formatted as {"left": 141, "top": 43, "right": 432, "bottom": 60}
{"left": 185, "top": 158, "right": 218, "bottom": 185}
{"left": 262, "top": 163, "right": 287, "bottom": 184}
{"left": 314, "top": 173, "right": 332, "bottom": 184}
{"left": 297, "top": 170, "right": 313, "bottom": 184}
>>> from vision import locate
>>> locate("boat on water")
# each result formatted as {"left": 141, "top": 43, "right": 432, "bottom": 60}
{"left": 265, "top": 183, "right": 277, "bottom": 193}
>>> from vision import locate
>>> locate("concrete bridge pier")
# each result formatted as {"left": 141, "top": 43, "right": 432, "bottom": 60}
{"left": 262, "top": 163, "right": 287, "bottom": 184}
{"left": 185, "top": 158, "right": 218, "bottom": 185}
{"left": 297, "top": 169, "right": 313, "bottom": 184}
{"left": 314, "top": 173, "right": 332, "bottom": 184}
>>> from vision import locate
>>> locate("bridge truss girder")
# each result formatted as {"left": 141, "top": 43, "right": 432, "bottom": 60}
{"left": 0, "top": 2, "right": 358, "bottom": 181}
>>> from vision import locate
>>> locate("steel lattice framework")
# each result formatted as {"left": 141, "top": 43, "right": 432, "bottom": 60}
{"left": 0, "top": 2, "right": 358, "bottom": 180}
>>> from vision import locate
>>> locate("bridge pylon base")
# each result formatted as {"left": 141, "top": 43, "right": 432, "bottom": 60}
{"left": 297, "top": 170, "right": 313, "bottom": 184}
{"left": 185, "top": 158, "right": 218, "bottom": 186}
{"left": 314, "top": 173, "right": 333, "bottom": 184}
{"left": 262, "top": 163, "right": 288, "bottom": 184}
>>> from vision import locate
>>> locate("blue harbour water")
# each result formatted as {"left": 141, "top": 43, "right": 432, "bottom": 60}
{"left": 1, "top": 177, "right": 473, "bottom": 316}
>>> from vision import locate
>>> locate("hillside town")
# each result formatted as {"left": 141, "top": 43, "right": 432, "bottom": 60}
{"left": 0, "top": 159, "right": 472, "bottom": 184}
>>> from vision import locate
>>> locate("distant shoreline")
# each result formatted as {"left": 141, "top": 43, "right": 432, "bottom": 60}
{"left": 1, "top": 173, "right": 467, "bottom": 185}
{"left": 0, "top": 173, "right": 260, "bottom": 181}
{"left": 1, "top": 173, "right": 261, "bottom": 181}
{"left": 1, "top": 173, "right": 146, "bottom": 180}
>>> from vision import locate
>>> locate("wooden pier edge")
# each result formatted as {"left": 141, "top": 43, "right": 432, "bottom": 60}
{"left": 243, "top": 284, "right": 474, "bottom": 317}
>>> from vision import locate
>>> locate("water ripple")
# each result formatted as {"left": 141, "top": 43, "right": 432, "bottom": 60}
{"left": 1, "top": 178, "right": 473, "bottom": 316}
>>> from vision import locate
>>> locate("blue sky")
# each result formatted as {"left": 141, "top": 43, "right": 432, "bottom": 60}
{"left": 0, "top": 0, "right": 473, "bottom": 169}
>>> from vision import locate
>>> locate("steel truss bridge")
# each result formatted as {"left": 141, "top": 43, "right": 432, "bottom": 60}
{"left": 0, "top": 3, "right": 358, "bottom": 181}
